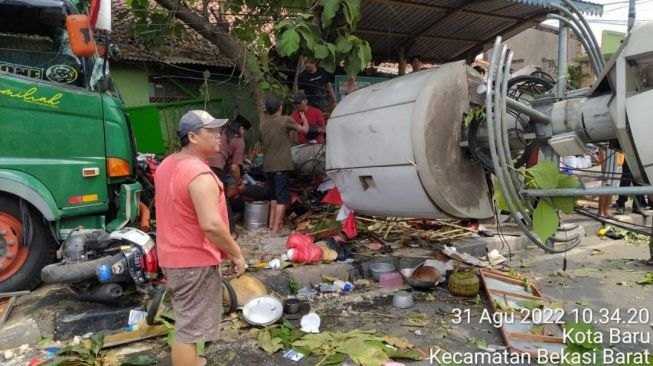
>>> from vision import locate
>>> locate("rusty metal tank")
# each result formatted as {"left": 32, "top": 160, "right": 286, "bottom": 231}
{"left": 326, "top": 61, "right": 493, "bottom": 219}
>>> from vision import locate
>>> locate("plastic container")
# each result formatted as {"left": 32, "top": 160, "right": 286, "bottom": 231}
{"left": 369, "top": 262, "right": 395, "bottom": 281}
{"left": 392, "top": 291, "right": 414, "bottom": 309}
{"left": 244, "top": 201, "right": 269, "bottom": 230}
{"left": 379, "top": 271, "right": 404, "bottom": 289}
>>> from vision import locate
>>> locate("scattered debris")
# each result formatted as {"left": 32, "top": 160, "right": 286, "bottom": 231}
{"left": 299, "top": 313, "right": 321, "bottom": 333}
{"left": 442, "top": 246, "right": 488, "bottom": 267}
{"left": 0, "top": 291, "right": 30, "bottom": 328}
{"left": 242, "top": 296, "right": 284, "bottom": 327}
{"left": 487, "top": 249, "right": 507, "bottom": 266}
{"left": 448, "top": 269, "right": 480, "bottom": 297}
{"left": 282, "top": 348, "right": 305, "bottom": 362}
{"left": 479, "top": 268, "right": 565, "bottom": 355}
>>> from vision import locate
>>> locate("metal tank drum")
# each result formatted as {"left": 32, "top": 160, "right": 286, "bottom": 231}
{"left": 326, "top": 61, "right": 493, "bottom": 219}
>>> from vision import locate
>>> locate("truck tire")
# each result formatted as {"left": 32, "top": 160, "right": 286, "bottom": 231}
{"left": 0, "top": 195, "right": 56, "bottom": 292}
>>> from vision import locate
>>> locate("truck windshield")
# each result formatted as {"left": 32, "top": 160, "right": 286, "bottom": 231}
{"left": 0, "top": 29, "right": 87, "bottom": 88}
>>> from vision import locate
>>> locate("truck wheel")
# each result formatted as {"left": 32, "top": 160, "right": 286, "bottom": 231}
{"left": 0, "top": 196, "right": 55, "bottom": 292}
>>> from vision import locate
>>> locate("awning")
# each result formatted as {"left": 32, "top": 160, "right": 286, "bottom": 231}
{"left": 356, "top": 0, "right": 603, "bottom": 63}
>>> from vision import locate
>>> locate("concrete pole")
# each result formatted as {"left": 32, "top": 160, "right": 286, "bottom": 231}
{"left": 628, "top": 0, "right": 636, "bottom": 32}
{"left": 557, "top": 22, "right": 568, "bottom": 99}
{"left": 398, "top": 48, "right": 407, "bottom": 76}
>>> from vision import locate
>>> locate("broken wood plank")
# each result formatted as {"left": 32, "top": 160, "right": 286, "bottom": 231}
{"left": 102, "top": 325, "right": 169, "bottom": 349}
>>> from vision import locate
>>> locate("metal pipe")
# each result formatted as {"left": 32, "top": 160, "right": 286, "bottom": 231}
{"left": 496, "top": 48, "right": 528, "bottom": 216}
{"left": 548, "top": 14, "right": 601, "bottom": 77}
{"left": 557, "top": 23, "right": 568, "bottom": 98}
{"left": 522, "top": 185, "right": 653, "bottom": 197}
{"left": 500, "top": 51, "right": 534, "bottom": 214}
{"left": 487, "top": 39, "right": 521, "bottom": 220}
{"left": 552, "top": 3, "right": 604, "bottom": 71}
{"left": 506, "top": 97, "right": 551, "bottom": 124}
{"left": 560, "top": 0, "right": 605, "bottom": 69}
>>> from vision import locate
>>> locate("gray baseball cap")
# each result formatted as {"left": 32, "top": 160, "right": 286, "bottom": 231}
{"left": 177, "top": 110, "right": 229, "bottom": 139}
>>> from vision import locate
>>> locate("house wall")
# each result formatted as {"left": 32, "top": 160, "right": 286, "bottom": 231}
{"left": 110, "top": 62, "right": 259, "bottom": 154}
{"left": 111, "top": 63, "right": 257, "bottom": 124}
{"left": 111, "top": 64, "right": 151, "bottom": 107}
{"left": 488, "top": 25, "right": 583, "bottom": 78}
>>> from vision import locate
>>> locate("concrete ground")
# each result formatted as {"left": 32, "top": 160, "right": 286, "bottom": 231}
{"left": 2, "top": 214, "right": 653, "bottom": 365}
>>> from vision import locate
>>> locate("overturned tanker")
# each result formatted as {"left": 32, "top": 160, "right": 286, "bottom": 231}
{"left": 326, "top": 62, "right": 493, "bottom": 220}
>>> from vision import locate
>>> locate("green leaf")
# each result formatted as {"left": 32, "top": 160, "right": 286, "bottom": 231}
{"left": 121, "top": 354, "right": 158, "bottom": 366}
{"left": 321, "top": 43, "right": 337, "bottom": 73}
{"left": 321, "top": 0, "right": 341, "bottom": 28}
{"left": 337, "top": 339, "right": 390, "bottom": 366}
{"left": 196, "top": 341, "right": 205, "bottom": 356}
{"left": 277, "top": 28, "right": 300, "bottom": 57}
{"left": 552, "top": 196, "right": 576, "bottom": 214}
{"left": 345, "top": 52, "right": 362, "bottom": 77}
{"left": 341, "top": 0, "right": 361, "bottom": 28}
{"left": 322, "top": 353, "right": 347, "bottom": 365}
{"left": 259, "top": 81, "right": 271, "bottom": 91}
{"left": 314, "top": 44, "right": 329, "bottom": 59}
{"left": 558, "top": 174, "right": 581, "bottom": 189}
{"left": 563, "top": 322, "right": 602, "bottom": 350}
{"left": 527, "top": 160, "right": 560, "bottom": 189}
{"left": 336, "top": 37, "right": 353, "bottom": 53}
{"left": 532, "top": 200, "right": 558, "bottom": 242}
{"left": 90, "top": 334, "right": 104, "bottom": 356}
{"left": 552, "top": 174, "right": 580, "bottom": 214}
{"left": 517, "top": 300, "right": 543, "bottom": 310}
{"left": 257, "top": 330, "right": 284, "bottom": 354}
{"left": 493, "top": 180, "right": 509, "bottom": 212}
{"left": 637, "top": 272, "right": 653, "bottom": 285}
{"left": 382, "top": 345, "right": 423, "bottom": 361}
{"left": 296, "top": 27, "right": 317, "bottom": 51}
{"left": 292, "top": 333, "right": 333, "bottom": 351}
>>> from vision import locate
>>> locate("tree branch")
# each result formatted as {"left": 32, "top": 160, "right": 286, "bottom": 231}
{"left": 154, "top": 0, "right": 243, "bottom": 63}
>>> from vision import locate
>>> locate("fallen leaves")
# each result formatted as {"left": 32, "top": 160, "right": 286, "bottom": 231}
{"left": 257, "top": 329, "right": 283, "bottom": 354}
{"left": 256, "top": 325, "right": 421, "bottom": 366}
{"left": 636, "top": 272, "right": 653, "bottom": 285}
{"left": 402, "top": 313, "right": 429, "bottom": 327}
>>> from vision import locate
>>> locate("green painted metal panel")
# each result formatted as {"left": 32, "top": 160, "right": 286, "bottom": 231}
{"left": 103, "top": 95, "right": 136, "bottom": 169}
{"left": 0, "top": 170, "right": 61, "bottom": 220}
{"left": 126, "top": 105, "right": 166, "bottom": 155}
{"left": 0, "top": 74, "right": 110, "bottom": 215}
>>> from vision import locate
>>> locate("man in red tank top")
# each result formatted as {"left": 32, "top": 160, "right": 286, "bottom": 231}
{"left": 155, "top": 110, "right": 247, "bottom": 366}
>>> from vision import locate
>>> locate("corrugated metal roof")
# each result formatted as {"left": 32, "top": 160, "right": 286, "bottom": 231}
{"left": 356, "top": 0, "right": 602, "bottom": 63}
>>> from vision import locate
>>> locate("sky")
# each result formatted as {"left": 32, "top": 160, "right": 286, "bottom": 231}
{"left": 554, "top": 0, "right": 653, "bottom": 45}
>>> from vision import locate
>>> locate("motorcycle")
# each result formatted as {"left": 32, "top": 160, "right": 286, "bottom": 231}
{"left": 40, "top": 155, "right": 240, "bottom": 325}
{"left": 40, "top": 227, "right": 166, "bottom": 323}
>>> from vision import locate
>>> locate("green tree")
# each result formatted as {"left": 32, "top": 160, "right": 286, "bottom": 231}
{"left": 124, "top": 0, "right": 372, "bottom": 117}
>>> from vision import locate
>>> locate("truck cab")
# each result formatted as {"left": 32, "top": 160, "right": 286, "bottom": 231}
{"left": 0, "top": 0, "right": 142, "bottom": 291}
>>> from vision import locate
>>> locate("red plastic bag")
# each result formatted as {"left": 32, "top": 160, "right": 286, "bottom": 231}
{"left": 321, "top": 187, "right": 343, "bottom": 206}
{"left": 341, "top": 211, "right": 358, "bottom": 239}
{"left": 290, "top": 243, "right": 323, "bottom": 263}
{"left": 287, "top": 233, "right": 322, "bottom": 263}
{"left": 287, "top": 232, "right": 314, "bottom": 249}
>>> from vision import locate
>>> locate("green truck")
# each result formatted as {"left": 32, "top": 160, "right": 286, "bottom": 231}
{"left": 0, "top": 0, "right": 142, "bottom": 291}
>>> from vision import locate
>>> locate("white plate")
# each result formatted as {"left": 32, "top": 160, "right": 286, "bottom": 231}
{"left": 242, "top": 296, "right": 283, "bottom": 326}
